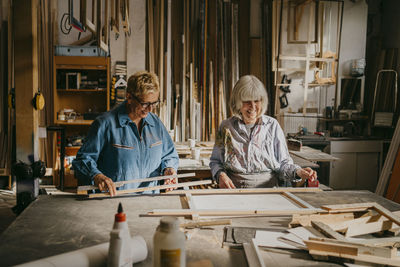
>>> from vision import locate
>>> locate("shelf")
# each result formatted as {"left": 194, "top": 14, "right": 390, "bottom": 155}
{"left": 55, "top": 120, "right": 93, "bottom": 125}
{"left": 57, "top": 89, "right": 107, "bottom": 92}
{"left": 279, "top": 55, "right": 337, "bottom": 62}
{"left": 319, "top": 117, "right": 368, "bottom": 122}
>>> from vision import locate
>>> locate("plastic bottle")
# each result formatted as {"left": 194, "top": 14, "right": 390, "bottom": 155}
{"left": 153, "top": 216, "right": 186, "bottom": 267}
{"left": 107, "top": 203, "right": 133, "bottom": 267}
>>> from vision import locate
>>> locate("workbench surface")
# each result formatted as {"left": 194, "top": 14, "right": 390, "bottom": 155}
{"left": 1, "top": 190, "right": 399, "bottom": 266}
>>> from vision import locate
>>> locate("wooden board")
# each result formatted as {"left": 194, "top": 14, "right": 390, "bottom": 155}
{"left": 385, "top": 147, "right": 400, "bottom": 202}
{"left": 191, "top": 194, "right": 301, "bottom": 211}
{"left": 290, "top": 146, "right": 339, "bottom": 162}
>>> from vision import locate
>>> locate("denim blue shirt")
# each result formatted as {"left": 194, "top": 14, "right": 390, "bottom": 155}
{"left": 72, "top": 102, "right": 179, "bottom": 193}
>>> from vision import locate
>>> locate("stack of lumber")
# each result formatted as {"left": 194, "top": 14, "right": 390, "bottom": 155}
{"left": 295, "top": 203, "right": 400, "bottom": 266}
{"left": 146, "top": 1, "right": 268, "bottom": 142}
{"left": 245, "top": 202, "right": 400, "bottom": 266}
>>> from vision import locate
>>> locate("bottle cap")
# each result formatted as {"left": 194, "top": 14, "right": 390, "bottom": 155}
{"left": 159, "top": 216, "right": 180, "bottom": 231}
{"left": 115, "top": 202, "right": 126, "bottom": 222}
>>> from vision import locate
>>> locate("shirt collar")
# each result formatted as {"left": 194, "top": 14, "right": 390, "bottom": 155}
{"left": 233, "top": 115, "right": 267, "bottom": 126}
{"left": 117, "top": 101, "right": 155, "bottom": 127}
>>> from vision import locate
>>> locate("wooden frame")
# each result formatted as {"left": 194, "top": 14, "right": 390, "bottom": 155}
{"left": 144, "top": 188, "right": 324, "bottom": 218}
{"left": 110, "top": 0, "right": 120, "bottom": 34}
{"left": 287, "top": 0, "right": 318, "bottom": 44}
{"left": 97, "top": 0, "right": 109, "bottom": 53}
{"left": 68, "top": 0, "right": 85, "bottom": 32}
{"left": 80, "top": 0, "right": 97, "bottom": 33}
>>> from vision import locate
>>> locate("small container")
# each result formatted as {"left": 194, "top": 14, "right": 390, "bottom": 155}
{"left": 191, "top": 148, "right": 201, "bottom": 160}
{"left": 153, "top": 217, "right": 186, "bottom": 267}
{"left": 108, "top": 203, "right": 133, "bottom": 267}
{"left": 350, "top": 58, "right": 365, "bottom": 77}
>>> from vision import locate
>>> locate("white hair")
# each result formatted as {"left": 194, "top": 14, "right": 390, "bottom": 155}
{"left": 230, "top": 75, "right": 268, "bottom": 117}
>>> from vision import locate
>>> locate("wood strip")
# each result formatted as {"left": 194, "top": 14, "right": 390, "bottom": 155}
{"left": 359, "top": 237, "right": 400, "bottom": 247}
{"left": 184, "top": 186, "right": 198, "bottom": 220}
{"left": 309, "top": 236, "right": 398, "bottom": 250}
{"left": 289, "top": 213, "right": 354, "bottom": 228}
{"left": 145, "top": 208, "right": 320, "bottom": 217}
{"left": 165, "top": 188, "right": 322, "bottom": 195}
{"left": 373, "top": 203, "right": 400, "bottom": 226}
{"left": 77, "top": 172, "right": 196, "bottom": 191}
{"left": 88, "top": 180, "right": 212, "bottom": 198}
{"left": 180, "top": 219, "right": 231, "bottom": 228}
{"left": 385, "top": 147, "right": 400, "bottom": 202}
{"left": 321, "top": 202, "right": 375, "bottom": 212}
{"left": 305, "top": 239, "right": 397, "bottom": 260}
{"left": 376, "top": 117, "right": 400, "bottom": 195}
{"left": 243, "top": 243, "right": 263, "bottom": 267}
{"left": 311, "top": 221, "right": 346, "bottom": 241}
{"left": 283, "top": 192, "right": 315, "bottom": 209}
{"left": 250, "top": 239, "right": 266, "bottom": 267}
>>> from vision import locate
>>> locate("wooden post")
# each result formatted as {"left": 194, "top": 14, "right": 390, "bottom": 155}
{"left": 14, "top": 0, "right": 40, "bottom": 163}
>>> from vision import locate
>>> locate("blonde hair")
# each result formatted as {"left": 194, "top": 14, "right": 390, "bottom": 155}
{"left": 230, "top": 75, "right": 268, "bottom": 117}
{"left": 127, "top": 71, "right": 160, "bottom": 97}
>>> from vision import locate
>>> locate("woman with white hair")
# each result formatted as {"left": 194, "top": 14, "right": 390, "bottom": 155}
{"left": 210, "top": 75, "right": 317, "bottom": 188}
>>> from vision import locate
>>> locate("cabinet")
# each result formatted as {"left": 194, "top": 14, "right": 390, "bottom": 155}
{"left": 328, "top": 140, "right": 382, "bottom": 191}
{"left": 53, "top": 56, "right": 110, "bottom": 188}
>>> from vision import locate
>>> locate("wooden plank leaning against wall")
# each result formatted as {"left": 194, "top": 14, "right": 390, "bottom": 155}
{"left": 147, "top": 0, "right": 271, "bottom": 142}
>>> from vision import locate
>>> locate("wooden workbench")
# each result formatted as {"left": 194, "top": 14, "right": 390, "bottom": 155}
{"left": 1, "top": 190, "right": 398, "bottom": 266}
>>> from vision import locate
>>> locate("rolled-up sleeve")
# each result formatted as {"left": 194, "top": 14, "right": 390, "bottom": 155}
{"left": 72, "top": 119, "right": 106, "bottom": 182}
{"left": 273, "top": 124, "right": 300, "bottom": 182}
{"left": 159, "top": 124, "right": 179, "bottom": 172}
{"left": 209, "top": 127, "right": 225, "bottom": 180}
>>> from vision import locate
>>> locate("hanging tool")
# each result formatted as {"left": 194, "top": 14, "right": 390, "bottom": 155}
{"left": 279, "top": 75, "right": 291, "bottom": 109}
{"left": 371, "top": 69, "right": 398, "bottom": 127}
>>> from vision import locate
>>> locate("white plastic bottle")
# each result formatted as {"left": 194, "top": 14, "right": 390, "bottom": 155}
{"left": 108, "top": 203, "right": 133, "bottom": 267}
{"left": 153, "top": 216, "right": 186, "bottom": 267}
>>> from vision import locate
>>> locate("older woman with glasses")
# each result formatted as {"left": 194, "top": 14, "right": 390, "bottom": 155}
{"left": 210, "top": 75, "right": 317, "bottom": 188}
{"left": 73, "top": 71, "right": 179, "bottom": 196}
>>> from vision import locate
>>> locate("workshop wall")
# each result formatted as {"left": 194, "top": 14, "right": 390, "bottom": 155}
{"left": 279, "top": 0, "right": 368, "bottom": 115}
{"left": 56, "top": 0, "right": 146, "bottom": 76}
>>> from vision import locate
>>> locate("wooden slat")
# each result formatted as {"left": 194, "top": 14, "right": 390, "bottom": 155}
{"left": 289, "top": 213, "right": 355, "bottom": 228}
{"left": 385, "top": 147, "right": 400, "bottom": 202}
{"left": 321, "top": 202, "right": 375, "bottom": 212}
{"left": 305, "top": 239, "right": 398, "bottom": 260}
{"left": 145, "top": 208, "right": 320, "bottom": 217}
{"left": 77, "top": 172, "right": 196, "bottom": 191}
{"left": 180, "top": 219, "right": 231, "bottom": 228}
{"left": 165, "top": 188, "right": 322, "bottom": 195}
{"left": 376, "top": 117, "right": 400, "bottom": 195}
{"left": 373, "top": 203, "right": 400, "bottom": 226}
{"left": 311, "top": 221, "right": 346, "bottom": 241}
{"left": 88, "top": 180, "right": 212, "bottom": 198}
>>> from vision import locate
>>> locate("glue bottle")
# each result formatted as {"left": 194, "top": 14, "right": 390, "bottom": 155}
{"left": 153, "top": 216, "right": 186, "bottom": 267}
{"left": 108, "top": 202, "right": 133, "bottom": 267}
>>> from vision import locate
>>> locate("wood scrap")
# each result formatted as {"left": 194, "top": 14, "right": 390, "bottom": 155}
{"left": 305, "top": 239, "right": 400, "bottom": 266}
{"left": 289, "top": 213, "right": 355, "bottom": 228}
{"left": 321, "top": 202, "right": 375, "bottom": 213}
{"left": 311, "top": 221, "right": 346, "bottom": 241}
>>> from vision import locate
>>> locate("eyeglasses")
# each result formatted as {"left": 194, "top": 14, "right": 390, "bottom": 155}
{"left": 131, "top": 94, "right": 160, "bottom": 109}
